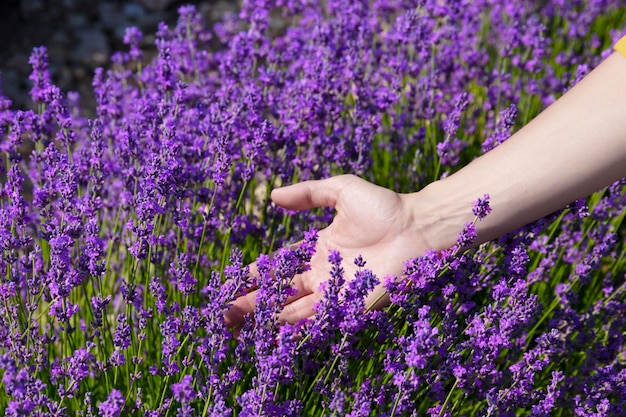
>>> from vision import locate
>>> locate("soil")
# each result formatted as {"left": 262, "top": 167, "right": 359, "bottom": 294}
{"left": 0, "top": 0, "right": 238, "bottom": 111}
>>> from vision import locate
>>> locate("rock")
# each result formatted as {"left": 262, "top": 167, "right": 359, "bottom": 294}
{"left": 203, "top": 1, "right": 239, "bottom": 22}
{"left": 123, "top": 2, "right": 147, "bottom": 22}
{"left": 113, "top": 18, "right": 136, "bottom": 42}
{"left": 20, "top": 0, "right": 45, "bottom": 16}
{"left": 67, "top": 12, "right": 88, "bottom": 29}
{"left": 113, "top": 11, "right": 168, "bottom": 43}
{"left": 137, "top": 0, "right": 177, "bottom": 12}
{"left": 0, "top": 70, "right": 21, "bottom": 103}
{"left": 56, "top": 65, "right": 75, "bottom": 93}
{"left": 136, "top": 10, "right": 169, "bottom": 31}
{"left": 50, "top": 28, "right": 69, "bottom": 45}
{"left": 98, "top": 1, "right": 119, "bottom": 30}
{"left": 107, "top": 1, "right": 168, "bottom": 43}
{"left": 1, "top": 0, "right": 239, "bottom": 112}
{"left": 61, "top": 0, "right": 79, "bottom": 9}
{"left": 70, "top": 27, "right": 110, "bottom": 66}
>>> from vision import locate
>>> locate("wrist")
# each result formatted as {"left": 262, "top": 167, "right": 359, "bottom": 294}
{"left": 401, "top": 181, "right": 454, "bottom": 252}
{"left": 402, "top": 179, "right": 478, "bottom": 252}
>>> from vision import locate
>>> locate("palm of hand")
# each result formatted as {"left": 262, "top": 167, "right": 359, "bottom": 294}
{"left": 297, "top": 176, "right": 425, "bottom": 314}
{"left": 225, "top": 175, "right": 428, "bottom": 327}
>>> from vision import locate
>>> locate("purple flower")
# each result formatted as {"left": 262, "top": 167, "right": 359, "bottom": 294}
{"left": 507, "top": 244, "right": 530, "bottom": 278}
{"left": 0, "top": 1, "right": 624, "bottom": 415}
{"left": 98, "top": 389, "right": 125, "bottom": 417}
{"left": 172, "top": 374, "right": 196, "bottom": 403}
{"left": 170, "top": 255, "right": 198, "bottom": 296}
{"left": 67, "top": 348, "right": 93, "bottom": 383}
{"left": 457, "top": 221, "right": 477, "bottom": 248}
{"left": 50, "top": 299, "right": 80, "bottom": 323}
{"left": 123, "top": 27, "right": 144, "bottom": 61}
{"left": 472, "top": 194, "right": 492, "bottom": 220}
{"left": 113, "top": 314, "right": 131, "bottom": 349}
{"left": 482, "top": 104, "right": 519, "bottom": 152}
{"left": 28, "top": 46, "right": 52, "bottom": 103}
{"left": 309, "top": 249, "right": 346, "bottom": 343}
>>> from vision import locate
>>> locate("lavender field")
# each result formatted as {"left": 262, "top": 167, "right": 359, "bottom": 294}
{"left": 1, "top": 1, "right": 625, "bottom": 416}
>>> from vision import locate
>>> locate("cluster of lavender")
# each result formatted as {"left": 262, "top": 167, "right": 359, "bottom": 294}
{"left": 0, "top": 0, "right": 625, "bottom": 415}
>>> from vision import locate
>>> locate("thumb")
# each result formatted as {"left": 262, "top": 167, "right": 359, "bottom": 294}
{"left": 271, "top": 175, "right": 355, "bottom": 211}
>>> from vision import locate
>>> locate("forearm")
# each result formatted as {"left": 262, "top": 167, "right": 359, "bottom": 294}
{"left": 409, "top": 52, "right": 626, "bottom": 250}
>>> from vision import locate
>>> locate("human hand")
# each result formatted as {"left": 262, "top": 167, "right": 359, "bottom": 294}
{"left": 223, "top": 174, "right": 432, "bottom": 328}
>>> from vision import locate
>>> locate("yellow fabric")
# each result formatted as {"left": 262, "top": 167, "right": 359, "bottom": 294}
{"left": 615, "top": 35, "right": 626, "bottom": 58}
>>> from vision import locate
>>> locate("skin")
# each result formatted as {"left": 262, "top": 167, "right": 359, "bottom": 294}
{"left": 223, "top": 51, "right": 626, "bottom": 328}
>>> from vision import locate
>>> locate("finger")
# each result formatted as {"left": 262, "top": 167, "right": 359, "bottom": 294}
{"left": 224, "top": 270, "right": 311, "bottom": 328}
{"left": 277, "top": 293, "right": 320, "bottom": 324}
{"left": 271, "top": 175, "right": 356, "bottom": 211}
{"left": 223, "top": 288, "right": 258, "bottom": 328}
{"left": 235, "top": 240, "right": 301, "bottom": 295}
{"left": 364, "top": 289, "right": 391, "bottom": 311}
{"left": 222, "top": 259, "right": 260, "bottom": 329}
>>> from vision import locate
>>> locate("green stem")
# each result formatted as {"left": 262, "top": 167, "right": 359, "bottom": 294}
{"left": 390, "top": 386, "right": 403, "bottom": 417}
{"left": 438, "top": 377, "right": 459, "bottom": 417}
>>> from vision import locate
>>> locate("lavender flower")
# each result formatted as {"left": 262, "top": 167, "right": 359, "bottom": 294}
{"left": 98, "top": 389, "right": 125, "bottom": 417}
{"left": 0, "top": 1, "right": 624, "bottom": 415}
{"left": 472, "top": 194, "right": 492, "bottom": 220}
{"left": 172, "top": 374, "right": 196, "bottom": 403}
{"left": 457, "top": 221, "right": 478, "bottom": 248}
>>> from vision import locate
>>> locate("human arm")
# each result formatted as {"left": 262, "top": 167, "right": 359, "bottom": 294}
{"left": 224, "top": 50, "right": 626, "bottom": 327}
{"left": 413, "top": 51, "right": 626, "bottom": 252}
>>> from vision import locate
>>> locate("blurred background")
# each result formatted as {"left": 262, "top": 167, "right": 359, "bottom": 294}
{"left": 0, "top": 0, "right": 240, "bottom": 110}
